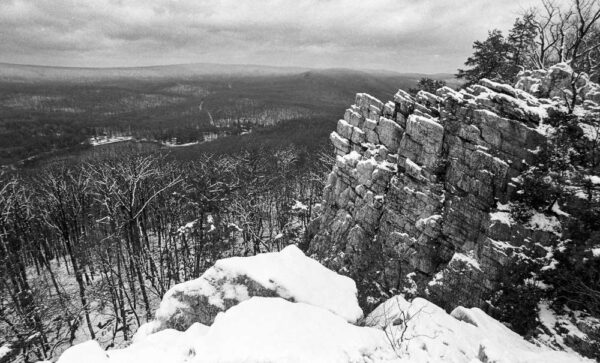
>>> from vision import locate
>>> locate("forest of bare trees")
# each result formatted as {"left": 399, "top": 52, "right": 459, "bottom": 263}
{"left": 0, "top": 146, "right": 332, "bottom": 362}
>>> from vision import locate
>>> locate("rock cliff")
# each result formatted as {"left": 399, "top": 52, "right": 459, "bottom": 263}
{"left": 310, "top": 63, "right": 599, "bottom": 312}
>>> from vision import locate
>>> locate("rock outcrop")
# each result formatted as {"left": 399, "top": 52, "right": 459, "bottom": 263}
{"left": 142, "top": 245, "right": 363, "bottom": 336}
{"left": 309, "top": 64, "right": 597, "bottom": 310}
{"left": 516, "top": 63, "right": 600, "bottom": 110}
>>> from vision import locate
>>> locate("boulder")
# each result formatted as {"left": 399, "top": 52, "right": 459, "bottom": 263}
{"left": 152, "top": 245, "right": 363, "bottom": 333}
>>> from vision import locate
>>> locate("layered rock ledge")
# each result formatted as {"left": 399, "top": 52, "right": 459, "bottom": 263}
{"left": 310, "top": 64, "right": 599, "bottom": 310}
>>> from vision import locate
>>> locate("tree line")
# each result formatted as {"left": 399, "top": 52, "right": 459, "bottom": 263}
{"left": 0, "top": 145, "right": 331, "bottom": 362}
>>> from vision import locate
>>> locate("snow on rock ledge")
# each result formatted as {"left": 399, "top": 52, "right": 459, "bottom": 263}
{"left": 52, "top": 295, "right": 591, "bottom": 363}
{"left": 366, "top": 296, "right": 591, "bottom": 363}
{"left": 54, "top": 298, "right": 391, "bottom": 363}
{"left": 49, "top": 248, "right": 591, "bottom": 363}
{"left": 148, "top": 245, "right": 363, "bottom": 335}
{"left": 196, "top": 297, "right": 390, "bottom": 363}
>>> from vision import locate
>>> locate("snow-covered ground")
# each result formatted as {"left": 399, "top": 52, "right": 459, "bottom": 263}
{"left": 2, "top": 251, "right": 164, "bottom": 362}
{"left": 160, "top": 140, "right": 200, "bottom": 147}
{"left": 88, "top": 136, "right": 134, "bottom": 146}
{"left": 88, "top": 131, "right": 226, "bottom": 148}
{"left": 367, "top": 296, "right": 590, "bottom": 363}
{"left": 47, "top": 246, "right": 591, "bottom": 363}
{"left": 88, "top": 136, "right": 200, "bottom": 148}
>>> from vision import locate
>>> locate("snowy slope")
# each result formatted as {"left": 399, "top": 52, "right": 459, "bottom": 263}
{"left": 195, "top": 297, "right": 391, "bottom": 363}
{"left": 48, "top": 247, "right": 591, "bottom": 363}
{"left": 366, "top": 296, "right": 590, "bottom": 363}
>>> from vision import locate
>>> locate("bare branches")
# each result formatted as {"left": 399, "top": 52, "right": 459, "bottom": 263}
{"left": 526, "top": 0, "right": 600, "bottom": 71}
{"left": 366, "top": 297, "right": 437, "bottom": 359}
{"left": 530, "top": 0, "right": 565, "bottom": 67}
{"left": 1, "top": 144, "right": 329, "bottom": 361}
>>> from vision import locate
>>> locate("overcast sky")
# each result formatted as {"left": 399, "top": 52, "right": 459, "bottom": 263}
{"left": 0, "top": 0, "right": 539, "bottom": 73}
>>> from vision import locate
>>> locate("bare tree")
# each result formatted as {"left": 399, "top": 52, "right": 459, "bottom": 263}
{"left": 365, "top": 297, "right": 435, "bottom": 359}
{"left": 39, "top": 167, "right": 96, "bottom": 341}
{"left": 569, "top": 0, "right": 600, "bottom": 68}
{"left": 526, "top": 0, "right": 600, "bottom": 70}
{"left": 527, "top": 0, "right": 572, "bottom": 68}
{"left": 523, "top": 0, "right": 600, "bottom": 111}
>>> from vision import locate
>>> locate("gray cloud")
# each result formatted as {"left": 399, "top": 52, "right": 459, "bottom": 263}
{"left": 0, "top": 0, "right": 540, "bottom": 72}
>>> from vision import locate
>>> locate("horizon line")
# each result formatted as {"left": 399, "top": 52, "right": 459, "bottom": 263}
{"left": 0, "top": 60, "right": 456, "bottom": 77}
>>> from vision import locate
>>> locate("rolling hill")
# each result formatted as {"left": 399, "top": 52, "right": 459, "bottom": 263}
{"left": 0, "top": 62, "right": 457, "bottom": 166}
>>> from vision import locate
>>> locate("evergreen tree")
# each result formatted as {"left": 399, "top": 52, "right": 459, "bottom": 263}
{"left": 408, "top": 77, "right": 447, "bottom": 96}
{"left": 506, "top": 13, "right": 538, "bottom": 79}
{"left": 457, "top": 29, "right": 512, "bottom": 85}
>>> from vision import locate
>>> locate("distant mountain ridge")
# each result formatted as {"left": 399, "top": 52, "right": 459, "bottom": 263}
{"left": 0, "top": 61, "right": 458, "bottom": 166}
{"left": 0, "top": 62, "right": 456, "bottom": 84}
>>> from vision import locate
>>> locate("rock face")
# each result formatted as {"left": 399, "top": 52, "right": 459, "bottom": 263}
{"left": 309, "top": 66, "right": 586, "bottom": 310}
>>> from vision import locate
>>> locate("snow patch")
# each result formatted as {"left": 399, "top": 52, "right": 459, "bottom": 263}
{"left": 551, "top": 201, "right": 570, "bottom": 217}
{"left": 0, "top": 346, "right": 12, "bottom": 360}
{"left": 490, "top": 211, "right": 513, "bottom": 226}
{"left": 292, "top": 200, "right": 308, "bottom": 212}
{"left": 415, "top": 214, "right": 441, "bottom": 229}
{"left": 527, "top": 212, "right": 561, "bottom": 235}
{"left": 490, "top": 202, "right": 513, "bottom": 226}
{"left": 585, "top": 175, "right": 600, "bottom": 185}
{"left": 537, "top": 123, "right": 557, "bottom": 137}
{"left": 451, "top": 251, "right": 482, "bottom": 271}
{"left": 579, "top": 123, "right": 599, "bottom": 141}
{"left": 161, "top": 140, "right": 200, "bottom": 147}
{"left": 177, "top": 220, "right": 197, "bottom": 235}
{"left": 89, "top": 136, "right": 133, "bottom": 146}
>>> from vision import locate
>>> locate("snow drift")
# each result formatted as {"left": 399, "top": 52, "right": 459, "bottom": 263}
{"left": 49, "top": 245, "right": 591, "bottom": 363}
{"left": 366, "top": 296, "right": 590, "bottom": 363}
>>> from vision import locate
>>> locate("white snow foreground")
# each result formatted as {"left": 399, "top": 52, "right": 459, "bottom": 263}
{"left": 366, "top": 296, "right": 591, "bottom": 363}
{"left": 50, "top": 246, "right": 591, "bottom": 363}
